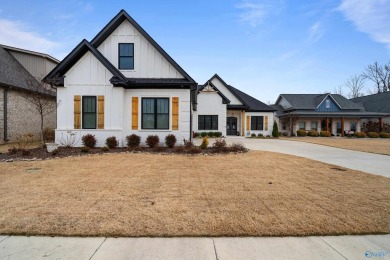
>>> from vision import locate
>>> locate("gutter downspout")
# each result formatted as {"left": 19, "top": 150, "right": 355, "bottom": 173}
{"left": 3, "top": 87, "right": 9, "bottom": 142}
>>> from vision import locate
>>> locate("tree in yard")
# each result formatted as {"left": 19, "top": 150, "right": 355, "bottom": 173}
{"left": 345, "top": 74, "right": 365, "bottom": 98}
{"left": 22, "top": 79, "right": 60, "bottom": 144}
{"left": 272, "top": 121, "right": 279, "bottom": 138}
{"left": 362, "top": 61, "right": 390, "bottom": 93}
{"left": 280, "top": 112, "right": 299, "bottom": 137}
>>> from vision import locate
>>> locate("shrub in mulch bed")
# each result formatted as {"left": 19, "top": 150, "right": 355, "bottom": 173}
{"left": 320, "top": 131, "right": 331, "bottom": 137}
{"left": 126, "top": 134, "right": 141, "bottom": 148}
{"left": 106, "top": 136, "right": 118, "bottom": 149}
{"left": 146, "top": 135, "right": 159, "bottom": 148}
{"left": 82, "top": 134, "right": 97, "bottom": 148}
{"left": 354, "top": 132, "right": 367, "bottom": 138}
{"left": 367, "top": 132, "right": 379, "bottom": 138}
{"left": 379, "top": 132, "right": 390, "bottom": 138}
{"left": 297, "top": 130, "right": 307, "bottom": 137}
{"left": 0, "top": 144, "right": 248, "bottom": 162}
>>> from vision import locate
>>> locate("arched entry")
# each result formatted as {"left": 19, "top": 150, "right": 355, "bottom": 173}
{"left": 227, "top": 117, "right": 238, "bottom": 136}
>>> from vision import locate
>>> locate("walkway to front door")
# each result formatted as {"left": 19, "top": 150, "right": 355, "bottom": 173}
{"left": 227, "top": 117, "right": 237, "bottom": 136}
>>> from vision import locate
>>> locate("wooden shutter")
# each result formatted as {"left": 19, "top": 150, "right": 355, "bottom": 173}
{"left": 132, "top": 97, "right": 138, "bottom": 130}
{"left": 74, "top": 95, "right": 81, "bottom": 129}
{"left": 172, "top": 97, "right": 179, "bottom": 130}
{"left": 97, "top": 96, "right": 104, "bottom": 129}
{"left": 246, "top": 116, "right": 250, "bottom": 130}
{"left": 265, "top": 116, "right": 268, "bottom": 131}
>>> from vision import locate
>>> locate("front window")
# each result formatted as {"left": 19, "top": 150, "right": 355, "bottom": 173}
{"left": 325, "top": 100, "right": 330, "bottom": 108}
{"left": 251, "top": 116, "right": 263, "bottom": 130}
{"left": 118, "top": 43, "right": 134, "bottom": 70}
{"left": 82, "top": 96, "right": 96, "bottom": 129}
{"left": 298, "top": 122, "right": 305, "bottom": 130}
{"left": 142, "top": 98, "right": 169, "bottom": 129}
{"left": 311, "top": 122, "right": 317, "bottom": 130}
{"left": 198, "top": 115, "right": 218, "bottom": 130}
{"left": 350, "top": 122, "right": 357, "bottom": 131}
{"left": 282, "top": 123, "right": 287, "bottom": 130}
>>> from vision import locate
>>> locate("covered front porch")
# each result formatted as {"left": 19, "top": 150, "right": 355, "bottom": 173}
{"left": 294, "top": 117, "right": 362, "bottom": 136}
{"left": 226, "top": 109, "right": 245, "bottom": 136}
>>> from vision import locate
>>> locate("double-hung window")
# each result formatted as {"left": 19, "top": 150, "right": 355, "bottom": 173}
{"left": 251, "top": 116, "right": 263, "bottom": 130}
{"left": 298, "top": 122, "right": 305, "bottom": 130}
{"left": 311, "top": 122, "right": 317, "bottom": 130}
{"left": 118, "top": 43, "right": 134, "bottom": 70}
{"left": 82, "top": 96, "right": 97, "bottom": 129}
{"left": 142, "top": 98, "right": 169, "bottom": 129}
{"left": 198, "top": 115, "right": 218, "bottom": 130}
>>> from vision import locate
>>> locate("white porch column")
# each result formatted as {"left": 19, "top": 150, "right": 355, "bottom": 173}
{"left": 356, "top": 120, "right": 361, "bottom": 132}
{"left": 317, "top": 119, "right": 321, "bottom": 132}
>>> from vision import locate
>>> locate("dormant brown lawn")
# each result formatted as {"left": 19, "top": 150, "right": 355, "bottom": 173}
{"left": 282, "top": 137, "right": 390, "bottom": 156}
{"left": 0, "top": 151, "right": 389, "bottom": 237}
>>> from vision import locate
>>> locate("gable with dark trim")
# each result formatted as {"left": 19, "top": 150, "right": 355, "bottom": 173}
{"left": 208, "top": 74, "right": 275, "bottom": 112}
{"left": 44, "top": 39, "right": 128, "bottom": 86}
{"left": 90, "top": 9, "right": 196, "bottom": 85}
{"left": 198, "top": 81, "right": 230, "bottom": 104}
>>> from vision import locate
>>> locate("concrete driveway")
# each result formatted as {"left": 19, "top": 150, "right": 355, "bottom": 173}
{"left": 195, "top": 138, "right": 390, "bottom": 177}
{"left": 1, "top": 235, "right": 389, "bottom": 259}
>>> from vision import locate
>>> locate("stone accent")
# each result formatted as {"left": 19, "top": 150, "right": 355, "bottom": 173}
{"left": 0, "top": 87, "right": 56, "bottom": 144}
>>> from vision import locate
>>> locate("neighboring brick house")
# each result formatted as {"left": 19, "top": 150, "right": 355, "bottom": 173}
{"left": 0, "top": 45, "right": 59, "bottom": 144}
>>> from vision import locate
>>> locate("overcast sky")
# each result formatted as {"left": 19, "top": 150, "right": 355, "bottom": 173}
{"left": 1, "top": 0, "right": 389, "bottom": 103}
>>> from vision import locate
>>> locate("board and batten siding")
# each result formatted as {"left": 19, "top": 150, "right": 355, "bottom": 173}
{"left": 193, "top": 91, "right": 227, "bottom": 136}
{"left": 8, "top": 50, "right": 58, "bottom": 80}
{"left": 56, "top": 50, "right": 124, "bottom": 147}
{"left": 245, "top": 112, "right": 274, "bottom": 136}
{"left": 210, "top": 77, "right": 243, "bottom": 105}
{"left": 97, "top": 19, "right": 184, "bottom": 79}
{"left": 124, "top": 88, "right": 191, "bottom": 145}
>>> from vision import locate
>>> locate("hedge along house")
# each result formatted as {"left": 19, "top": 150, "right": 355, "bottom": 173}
{"left": 193, "top": 74, "right": 275, "bottom": 137}
{"left": 44, "top": 10, "right": 197, "bottom": 147}
{"left": 272, "top": 93, "right": 388, "bottom": 136}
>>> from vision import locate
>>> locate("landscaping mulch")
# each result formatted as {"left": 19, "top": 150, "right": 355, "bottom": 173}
{"left": 0, "top": 145, "right": 248, "bottom": 162}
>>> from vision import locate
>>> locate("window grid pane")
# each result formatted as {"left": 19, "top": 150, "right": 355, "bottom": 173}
{"left": 141, "top": 98, "right": 169, "bottom": 129}
{"left": 119, "top": 43, "right": 134, "bottom": 70}
{"left": 82, "top": 96, "right": 96, "bottom": 129}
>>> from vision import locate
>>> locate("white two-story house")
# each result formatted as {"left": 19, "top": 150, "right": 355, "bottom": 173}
{"left": 45, "top": 10, "right": 275, "bottom": 146}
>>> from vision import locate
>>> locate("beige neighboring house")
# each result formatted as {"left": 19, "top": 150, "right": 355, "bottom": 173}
{"left": 0, "top": 45, "right": 59, "bottom": 144}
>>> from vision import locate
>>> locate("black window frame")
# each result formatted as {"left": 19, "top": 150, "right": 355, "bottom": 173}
{"left": 141, "top": 98, "right": 170, "bottom": 130}
{"left": 198, "top": 115, "right": 218, "bottom": 130}
{"left": 118, "top": 43, "right": 134, "bottom": 70}
{"left": 250, "top": 116, "right": 264, "bottom": 131}
{"left": 82, "top": 96, "right": 97, "bottom": 129}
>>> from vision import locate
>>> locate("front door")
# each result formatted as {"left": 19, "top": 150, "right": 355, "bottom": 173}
{"left": 227, "top": 117, "right": 238, "bottom": 136}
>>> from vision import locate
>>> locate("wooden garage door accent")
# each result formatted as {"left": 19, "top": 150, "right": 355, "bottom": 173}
{"left": 246, "top": 115, "right": 250, "bottom": 131}
{"left": 97, "top": 96, "right": 104, "bottom": 129}
{"left": 172, "top": 97, "right": 179, "bottom": 130}
{"left": 265, "top": 116, "right": 268, "bottom": 131}
{"left": 132, "top": 97, "right": 138, "bottom": 130}
{"left": 74, "top": 95, "right": 81, "bottom": 129}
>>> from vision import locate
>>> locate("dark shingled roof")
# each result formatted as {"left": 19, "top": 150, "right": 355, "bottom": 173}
{"left": 227, "top": 85, "right": 275, "bottom": 112}
{"left": 207, "top": 74, "right": 275, "bottom": 112}
{"left": 0, "top": 46, "right": 40, "bottom": 91}
{"left": 351, "top": 92, "right": 390, "bottom": 113}
{"left": 278, "top": 94, "right": 364, "bottom": 110}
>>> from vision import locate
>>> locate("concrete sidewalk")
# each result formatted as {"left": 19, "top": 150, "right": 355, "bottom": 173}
{"left": 0, "top": 235, "right": 389, "bottom": 259}
{"left": 196, "top": 138, "right": 390, "bottom": 178}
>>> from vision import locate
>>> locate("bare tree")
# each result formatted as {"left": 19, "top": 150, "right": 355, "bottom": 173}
{"left": 345, "top": 74, "right": 365, "bottom": 98}
{"left": 362, "top": 61, "right": 390, "bottom": 93}
{"left": 22, "top": 79, "right": 60, "bottom": 144}
{"left": 280, "top": 112, "right": 299, "bottom": 136}
{"left": 333, "top": 85, "right": 345, "bottom": 96}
